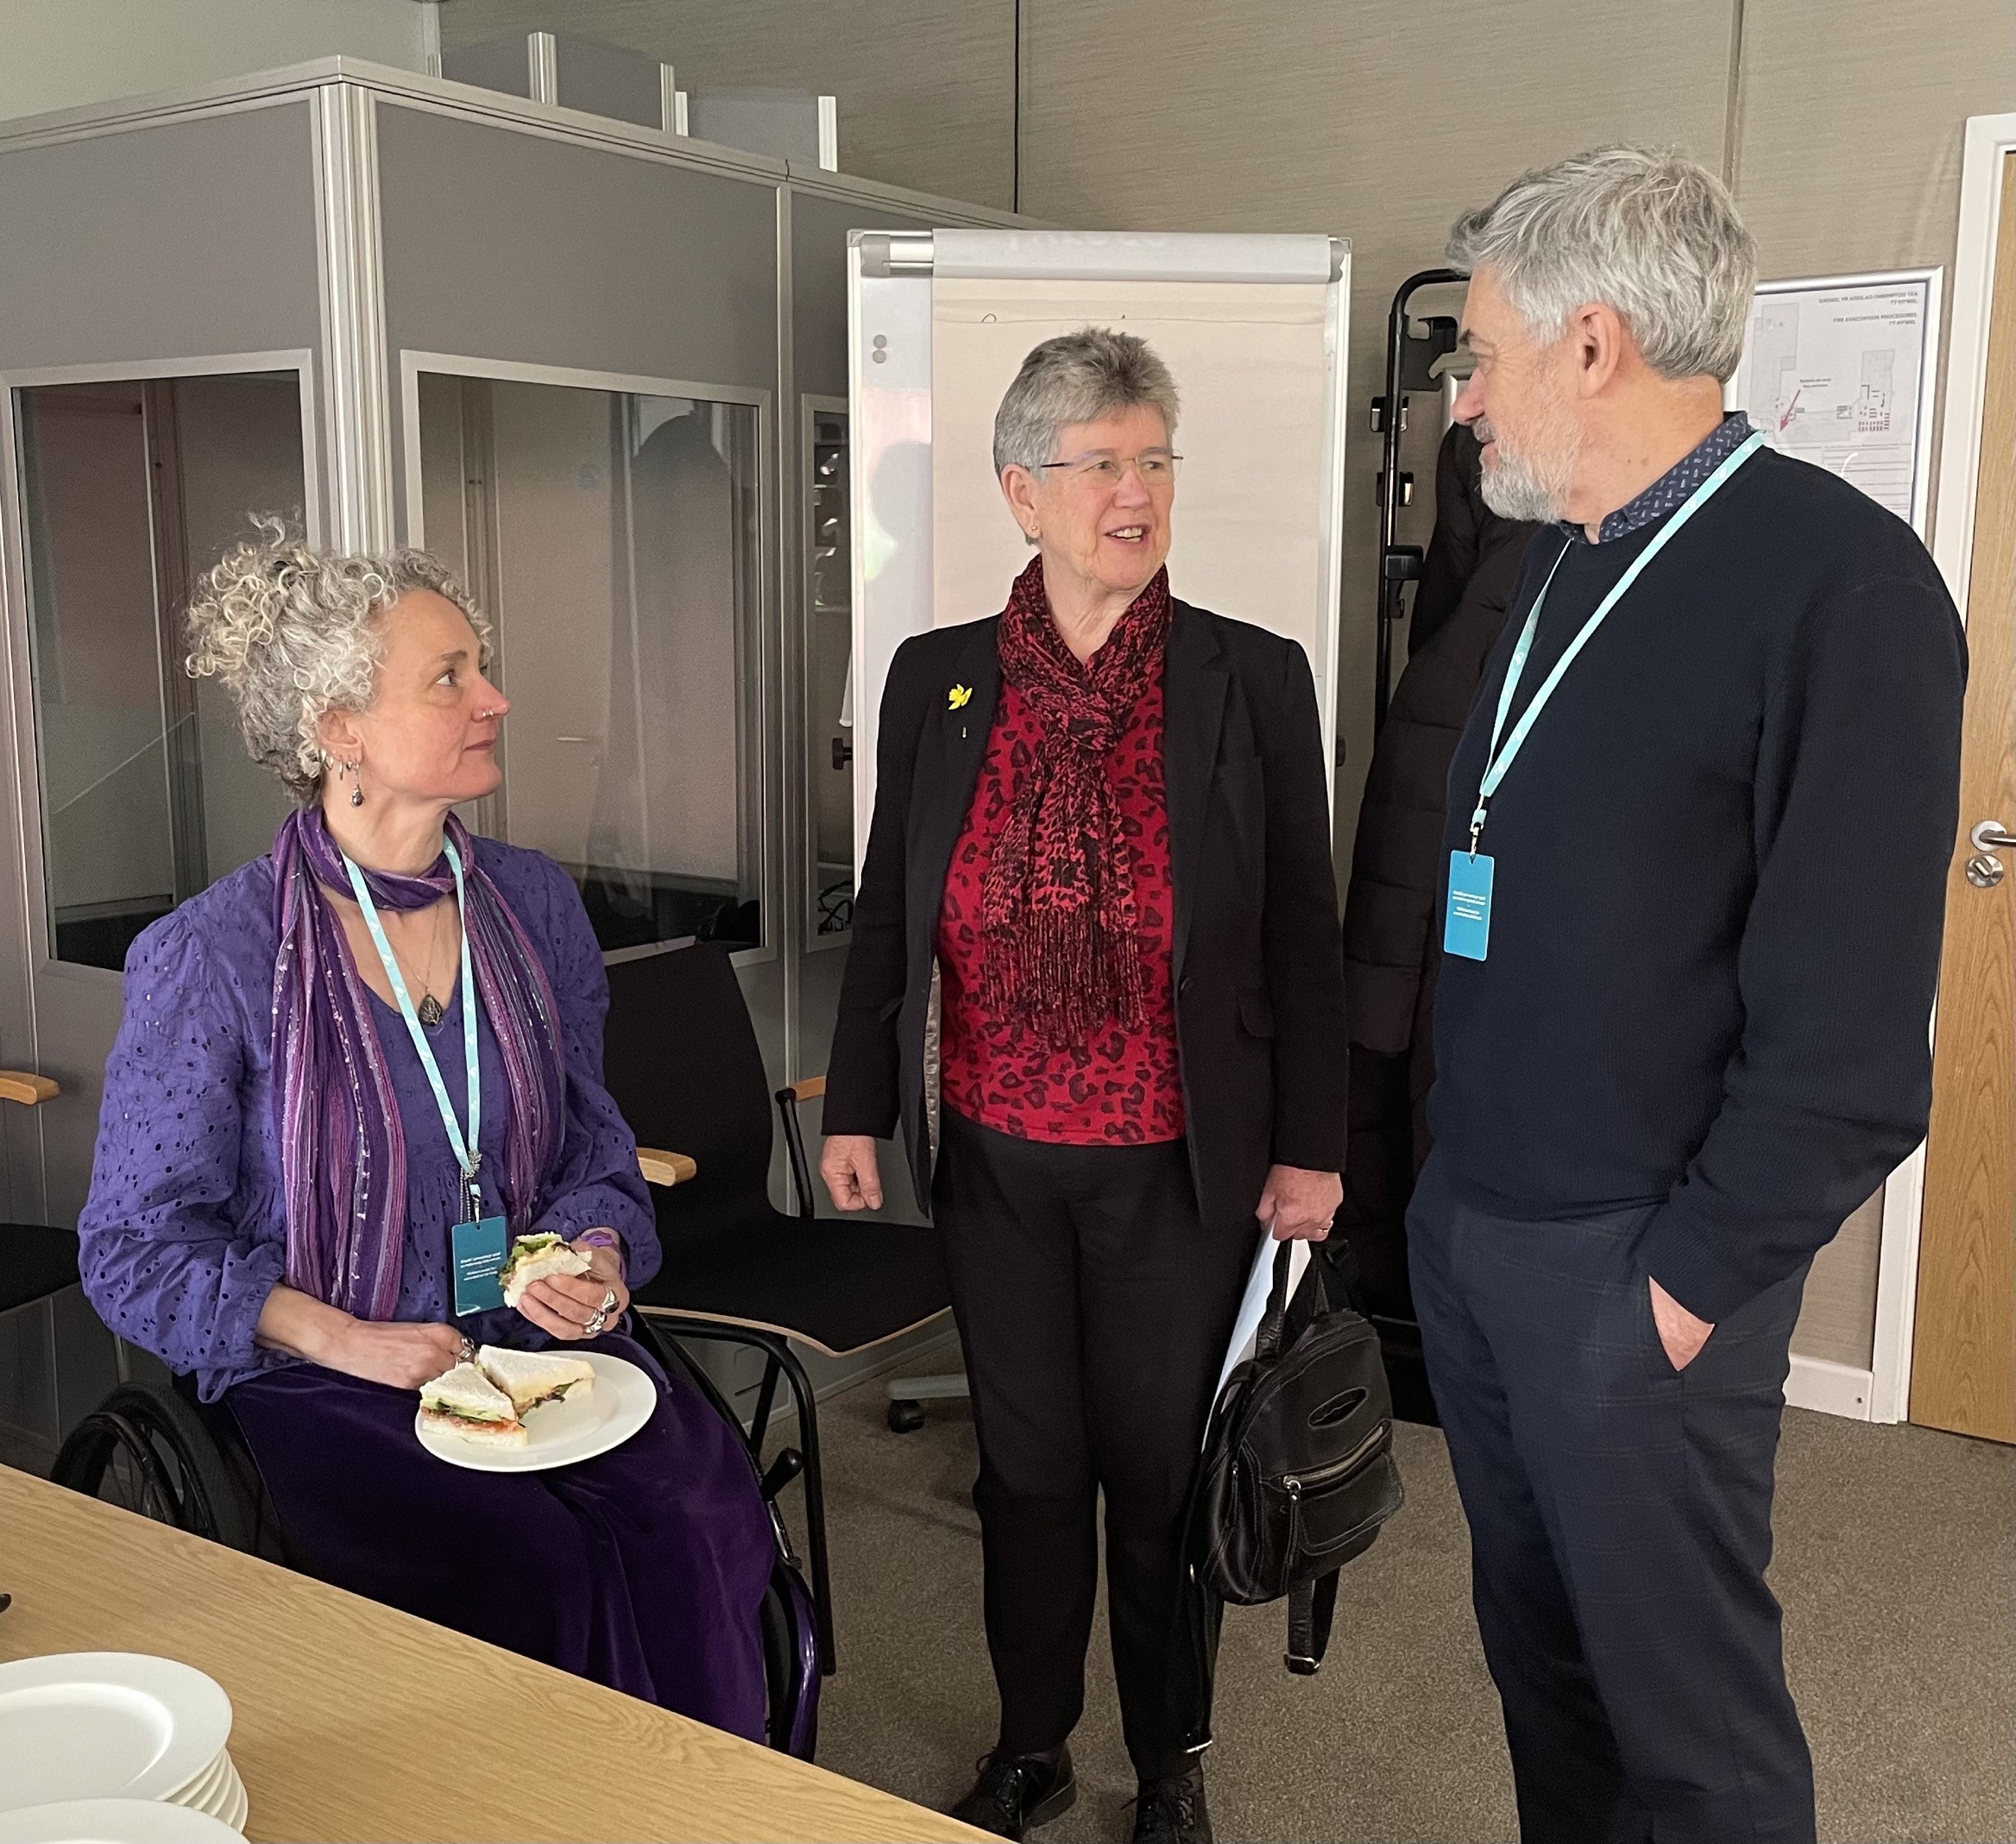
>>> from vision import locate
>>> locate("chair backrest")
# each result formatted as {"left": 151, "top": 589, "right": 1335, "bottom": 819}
{"left": 602, "top": 942, "right": 778, "bottom": 1246}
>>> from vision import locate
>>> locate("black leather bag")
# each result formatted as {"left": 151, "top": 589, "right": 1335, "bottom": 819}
{"left": 1188, "top": 1242, "right": 1404, "bottom": 1674}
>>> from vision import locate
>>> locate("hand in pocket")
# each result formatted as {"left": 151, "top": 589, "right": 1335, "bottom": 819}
{"left": 1648, "top": 1275, "right": 1715, "bottom": 1371}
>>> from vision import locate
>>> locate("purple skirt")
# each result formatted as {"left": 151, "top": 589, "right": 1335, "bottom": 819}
{"left": 226, "top": 1332, "right": 772, "bottom": 1740}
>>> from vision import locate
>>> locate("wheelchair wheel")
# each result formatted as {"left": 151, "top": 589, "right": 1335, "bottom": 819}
{"left": 759, "top": 1558, "right": 822, "bottom": 1760}
{"left": 51, "top": 1384, "right": 254, "bottom": 1552}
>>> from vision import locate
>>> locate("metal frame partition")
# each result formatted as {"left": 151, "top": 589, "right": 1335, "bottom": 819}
{"left": 0, "top": 56, "right": 1030, "bottom": 1453}
{"left": 397, "top": 349, "right": 783, "bottom": 979}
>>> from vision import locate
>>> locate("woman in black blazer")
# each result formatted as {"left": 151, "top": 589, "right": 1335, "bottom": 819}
{"left": 821, "top": 329, "right": 1345, "bottom": 1844}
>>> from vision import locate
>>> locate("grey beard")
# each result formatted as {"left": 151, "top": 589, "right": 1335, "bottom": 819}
{"left": 1475, "top": 409, "right": 1583, "bottom": 524}
{"left": 1478, "top": 450, "right": 1568, "bottom": 522}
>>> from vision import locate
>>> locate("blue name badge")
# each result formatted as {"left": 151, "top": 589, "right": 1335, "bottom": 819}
{"left": 450, "top": 1214, "right": 511, "bottom": 1317}
{"left": 1445, "top": 852, "right": 1495, "bottom": 961}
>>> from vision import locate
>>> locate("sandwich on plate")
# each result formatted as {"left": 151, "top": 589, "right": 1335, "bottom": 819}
{"left": 500, "top": 1230, "right": 591, "bottom": 1308}
{"left": 418, "top": 1360, "right": 526, "bottom": 1447}
{"left": 478, "top": 1345, "right": 597, "bottom": 1418}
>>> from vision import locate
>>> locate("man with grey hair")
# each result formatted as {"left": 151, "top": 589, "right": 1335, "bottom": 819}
{"left": 1411, "top": 146, "right": 1964, "bottom": 1841}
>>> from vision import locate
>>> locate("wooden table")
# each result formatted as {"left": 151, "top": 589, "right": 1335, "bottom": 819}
{"left": 0, "top": 1466, "right": 985, "bottom": 1842}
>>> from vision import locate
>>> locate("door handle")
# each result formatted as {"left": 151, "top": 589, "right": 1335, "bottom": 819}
{"left": 1965, "top": 819, "right": 2013, "bottom": 889}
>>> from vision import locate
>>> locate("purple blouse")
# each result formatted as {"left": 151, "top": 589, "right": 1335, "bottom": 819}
{"left": 78, "top": 837, "right": 658, "bottom": 1401}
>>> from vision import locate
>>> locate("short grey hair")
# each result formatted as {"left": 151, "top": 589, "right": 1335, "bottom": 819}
{"left": 1447, "top": 145, "right": 1757, "bottom": 382}
{"left": 183, "top": 516, "right": 490, "bottom": 803}
{"left": 992, "top": 327, "right": 1181, "bottom": 475}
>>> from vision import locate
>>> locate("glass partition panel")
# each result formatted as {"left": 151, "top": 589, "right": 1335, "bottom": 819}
{"left": 417, "top": 372, "right": 765, "bottom": 957}
{"left": 804, "top": 400, "right": 853, "bottom": 947}
{"left": 16, "top": 372, "right": 306, "bottom": 971}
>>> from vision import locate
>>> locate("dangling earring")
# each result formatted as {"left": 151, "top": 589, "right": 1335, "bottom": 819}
{"left": 346, "top": 761, "right": 363, "bottom": 808}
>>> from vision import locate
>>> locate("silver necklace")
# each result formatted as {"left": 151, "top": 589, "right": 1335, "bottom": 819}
{"left": 409, "top": 906, "right": 452, "bottom": 1027}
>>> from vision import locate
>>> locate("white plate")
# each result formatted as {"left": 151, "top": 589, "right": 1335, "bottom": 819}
{"left": 160, "top": 1753, "right": 224, "bottom": 1811}
{"left": 202, "top": 1769, "right": 244, "bottom": 1837}
{"left": 169, "top": 1753, "right": 237, "bottom": 1821}
{"left": 0, "top": 1799, "right": 243, "bottom": 1843}
{"left": 0, "top": 1657, "right": 231, "bottom": 1811}
{"left": 413, "top": 1350, "right": 656, "bottom": 1472}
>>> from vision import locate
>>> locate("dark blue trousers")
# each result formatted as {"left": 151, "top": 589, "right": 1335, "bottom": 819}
{"left": 1408, "top": 1151, "right": 1817, "bottom": 1844}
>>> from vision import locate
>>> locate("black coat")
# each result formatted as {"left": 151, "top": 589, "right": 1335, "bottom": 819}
{"left": 822, "top": 599, "right": 1347, "bottom": 1230}
{"left": 1331, "top": 423, "right": 1538, "bottom": 1401}
{"left": 1345, "top": 422, "right": 1540, "bottom": 1060}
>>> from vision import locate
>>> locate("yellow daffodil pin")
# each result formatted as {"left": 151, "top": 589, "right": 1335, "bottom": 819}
{"left": 948, "top": 683, "right": 973, "bottom": 710}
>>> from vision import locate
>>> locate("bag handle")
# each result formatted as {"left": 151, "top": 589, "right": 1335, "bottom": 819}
{"left": 1285, "top": 1570, "right": 1340, "bottom": 1674}
{"left": 1255, "top": 1240, "right": 1329, "bottom": 1362}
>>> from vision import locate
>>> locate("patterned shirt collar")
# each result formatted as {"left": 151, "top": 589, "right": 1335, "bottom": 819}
{"left": 1563, "top": 410, "right": 1753, "bottom": 544}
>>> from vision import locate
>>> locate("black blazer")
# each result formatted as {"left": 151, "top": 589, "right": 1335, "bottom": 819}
{"left": 822, "top": 599, "right": 1348, "bottom": 1230}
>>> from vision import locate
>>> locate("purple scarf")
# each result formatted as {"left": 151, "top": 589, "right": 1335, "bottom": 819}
{"left": 271, "top": 808, "right": 566, "bottom": 1319}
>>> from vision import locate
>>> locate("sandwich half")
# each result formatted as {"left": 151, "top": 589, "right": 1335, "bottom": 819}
{"left": 418, "top": 1359, "right": 527, "bottom": 1447}
{"left": 500, "top": 1231, "right": 592, "bottom": 1309}
{"left": 478, "top": 1345, "right": 597, "bottom": 1418}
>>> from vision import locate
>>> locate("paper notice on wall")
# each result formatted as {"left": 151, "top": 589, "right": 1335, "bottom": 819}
{"left": 1728, "top": 272, "right": 1939, "bottom": 532}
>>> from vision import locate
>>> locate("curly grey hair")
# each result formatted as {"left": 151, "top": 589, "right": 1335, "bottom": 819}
{"left": 992, "top": 327, "right": 1181, "bottom": 477}
{"left": 1446, "top": 145, "right": 1757, "bottom": 383}
{"left": 184, "top": 517, "right": 491, "bottom": 803}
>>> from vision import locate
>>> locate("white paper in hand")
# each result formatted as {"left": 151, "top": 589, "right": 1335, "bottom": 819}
{"left": 1209, "top": 1224, "right": 1311, "bottom": 1431}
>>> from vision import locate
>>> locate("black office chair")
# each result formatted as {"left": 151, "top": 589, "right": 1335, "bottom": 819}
{"left": 0, "top": 1073, "right": 76, "bottom": 1320}
{"left": 604, "top": 941, "right": 953, "bottom": 1676}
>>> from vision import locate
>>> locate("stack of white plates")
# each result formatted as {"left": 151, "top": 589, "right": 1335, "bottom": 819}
{"left": 0, "top": 1654, "right": 247, "bottom": 1841}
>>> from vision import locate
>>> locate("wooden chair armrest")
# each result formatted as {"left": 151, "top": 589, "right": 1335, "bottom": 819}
{"left": 636, "top": 1147, "right": 698, "bottom": 1187}
{"left": 781, "top": 1075, "right": 826, "bottom": 1105}
{"left": 0, "top": 1072, "right": 59, "bottom": 1107}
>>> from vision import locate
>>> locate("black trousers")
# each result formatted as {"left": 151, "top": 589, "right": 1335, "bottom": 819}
{"left": 1408, "top": 1150, "right": 1816, "bottom": 1844}
{"left": 935, "top": 1108, "right": 1255, "bottom": 1780}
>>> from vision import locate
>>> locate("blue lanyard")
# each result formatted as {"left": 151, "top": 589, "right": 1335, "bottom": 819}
{"left": 1468, "top": 430, "right": 1765, "bottom": 854}
{"left": 343, "top": 840, "right": 482, "bottom": 1217}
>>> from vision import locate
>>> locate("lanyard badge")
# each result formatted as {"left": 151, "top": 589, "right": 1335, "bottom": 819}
{"left": 343, "top": 841, "right": 508, "bottom": 1315}
{"left": 1446, "top": 428, "right": 1765, "bottom": 965}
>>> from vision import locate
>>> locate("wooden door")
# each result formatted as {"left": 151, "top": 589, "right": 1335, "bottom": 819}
{"left": 1912, "top": 151, "right": 2016, "bottom": 1442}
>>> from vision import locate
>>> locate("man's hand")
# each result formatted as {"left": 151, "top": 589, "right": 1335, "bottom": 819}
{"left": 1257, "top": 1164, "right": 1341, "bottom": 1242}
{"left": 1649, "top": 1276, "right": 1714, "bottom": 1371}
{"left": 821, "top": 1134, "right": 884, "bottom": 1212}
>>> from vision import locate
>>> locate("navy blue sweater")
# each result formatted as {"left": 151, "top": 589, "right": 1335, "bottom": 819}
{"left": 1431, "top": 445, "right": 1966, "bottom": 1323}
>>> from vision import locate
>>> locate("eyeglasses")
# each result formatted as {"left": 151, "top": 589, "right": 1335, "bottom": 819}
{"left": 1036, "top": 449, "right": 1182, "bottom": 487}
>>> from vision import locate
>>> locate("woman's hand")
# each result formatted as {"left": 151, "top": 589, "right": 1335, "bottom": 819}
{"left": 516, "top": 1243, "right": 630, "bottom": 1342}
{"left": 1258, "top": 1164, "right": 1341, "bottom": 1242}
{"left": 255, "top": 1281, "right": 463, "bottom": 1388}
{"left": 821, "top": 1134, "right": 884, "bottom": 1212}
{"left": 327, "top": 1318, "right": 468, "bottom": 1388}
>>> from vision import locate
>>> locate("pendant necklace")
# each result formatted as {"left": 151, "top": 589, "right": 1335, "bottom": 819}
{"left": 414, "top": 904, "right": 450, "bottom": 1027}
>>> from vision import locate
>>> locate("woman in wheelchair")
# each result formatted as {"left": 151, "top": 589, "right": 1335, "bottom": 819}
{"left": 76, "top": 525, "right": 773, "bottom": 1739}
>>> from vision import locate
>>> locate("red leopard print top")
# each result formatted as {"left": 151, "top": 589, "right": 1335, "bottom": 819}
{"left": 937, "top": 674, "right": 1184, "bottom": 1145}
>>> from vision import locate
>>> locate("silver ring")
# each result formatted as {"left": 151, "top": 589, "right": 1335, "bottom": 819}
{"left": 582, "top": 1287, "right": 617, "bottom": 1339}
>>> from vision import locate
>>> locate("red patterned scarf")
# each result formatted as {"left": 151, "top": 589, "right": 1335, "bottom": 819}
{"left": 980, "top": 557, "right": 1173, "bottom": 1044}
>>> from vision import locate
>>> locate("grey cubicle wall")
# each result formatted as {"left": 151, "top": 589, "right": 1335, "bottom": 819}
{"left": 0, "top": 94, "right": 336, "bottom": 1449}
{"left": 0, "top": 60, "right": 1026, "bottom": 1457}
{"left": 376, "top": 98, "right": 793, "bottom": 1086}
{"left": 786, "top": 183, "right": 934, "bottom": 1107}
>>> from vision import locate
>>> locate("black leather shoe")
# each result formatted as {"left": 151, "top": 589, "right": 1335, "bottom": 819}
{"left": 948, "top": 1746, "right": 1078, "bottom": 1839}
{"left": 1131, "top": 1761, "right": 1212, "bottom": 1844}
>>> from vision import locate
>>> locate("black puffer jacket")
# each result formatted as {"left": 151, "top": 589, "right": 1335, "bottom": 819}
{"left": 1332, "top": 423, "right": 1538, "bottom": 1413}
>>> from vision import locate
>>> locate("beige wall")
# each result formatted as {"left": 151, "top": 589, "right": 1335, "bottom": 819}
{"left": 438, "top": 0, "right": 2012, "bottom": 870}
{"left": 438, "top": 0, "right": 1014, "bottom": 207}
{"left": 0, "top": 0, "right": 425, "bottom": 123}
{"left": 437, "top": 0, "right": 2011, "bottom": 1370}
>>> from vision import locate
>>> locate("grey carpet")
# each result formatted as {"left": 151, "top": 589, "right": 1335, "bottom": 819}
{"left": 794, "top": 1381, "right": 2014, "bottom": 1843}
